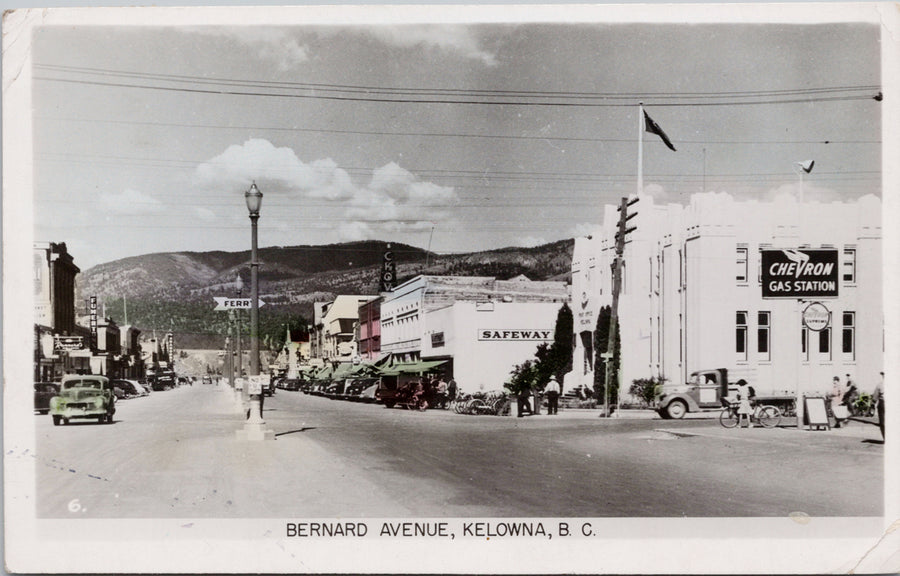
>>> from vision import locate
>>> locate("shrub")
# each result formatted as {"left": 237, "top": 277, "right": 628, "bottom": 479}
{"left": 629, "top": 377, "right": 666, "bottom": 408}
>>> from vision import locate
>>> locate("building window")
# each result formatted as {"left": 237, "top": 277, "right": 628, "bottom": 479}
{"left": 736, "top": 246, "right": 748, "bottom": 284}
{"left": 801, "top": 328, "right": 809, "bottom": 361}
{"left": 431, "top": 332, "right": 445, "bottom": 348}
{"left": 843, "top": 248, "right": 857, "bottom": 284}
{"left": 757, "top": 311, "right": 770, "bottom": 361}
{"left": 818, "top": 327, "right": 832, "bottom": 360}
{"left": 736, "top": 311, "right": 748, "bottom": 361}
{"left": 842, "top": 312, "right": 855, "bottom": 360}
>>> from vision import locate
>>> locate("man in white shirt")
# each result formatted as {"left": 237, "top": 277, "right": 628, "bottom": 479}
{"left": 545, "top": 375, "right": 561, "bottom": 415}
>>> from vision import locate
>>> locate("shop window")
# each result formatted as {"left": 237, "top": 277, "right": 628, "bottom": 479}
{"left": 736, "top": 246, "right": 749, "bottom": 284}
{"left": 757, "top": 311, "right": 770, "bottom": 361}
{"left": 843, "top": 248, "right": 857, "bottom": 284}
{"left": 818, "top": 327, "right": 832, "bottom": 361}
{"left": 842, "top": 312, "right": 855, "bottom": 360}
{"left": 736, "top": 311, "right": 748, "bottom": 361}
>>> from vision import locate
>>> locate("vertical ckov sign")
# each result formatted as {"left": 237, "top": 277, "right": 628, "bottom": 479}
{"left": 761, "top": 249, "right": 839, "bottom": 298}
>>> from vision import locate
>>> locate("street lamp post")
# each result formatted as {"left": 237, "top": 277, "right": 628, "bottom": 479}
{"left": 236, "top": 181, "right": 274, "bottom": 441}
{"left": 235, "top": 274, "right": 244, "bottom": 401}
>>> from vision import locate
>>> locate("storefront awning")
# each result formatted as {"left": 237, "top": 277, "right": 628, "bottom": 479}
{"left": 378, "top": 360, "right": 447, "bottom": 376}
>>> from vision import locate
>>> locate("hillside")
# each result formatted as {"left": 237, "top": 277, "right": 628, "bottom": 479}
{"left": 79, "top": 239, "right": 574, "bottom": 349}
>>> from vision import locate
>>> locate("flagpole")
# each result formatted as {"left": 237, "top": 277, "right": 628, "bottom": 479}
{"left": 637, "top": 102, "right": 644, "bottom": 196}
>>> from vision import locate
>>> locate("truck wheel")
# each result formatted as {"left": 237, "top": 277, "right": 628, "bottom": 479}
{"left": 666, "top": 400, "right": 688, "bottom": 420}
{"left": 384, "top": 401, "right": 395, "bottom": 409}
{"left": 52, "top": 415, "right": 61, "bottom": 426}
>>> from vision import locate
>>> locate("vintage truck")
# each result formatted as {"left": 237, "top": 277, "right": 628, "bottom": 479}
{"left": 656, "top": 368, "right": 795, "bottom": 419}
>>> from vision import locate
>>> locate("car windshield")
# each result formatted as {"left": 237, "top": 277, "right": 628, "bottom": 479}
{"left": 63, "top": 379, "right": 103, "bottom": 390}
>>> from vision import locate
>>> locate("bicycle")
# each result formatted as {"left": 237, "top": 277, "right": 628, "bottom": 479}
{"left": 719, "top": 401, "right": 781, "bottom": 428}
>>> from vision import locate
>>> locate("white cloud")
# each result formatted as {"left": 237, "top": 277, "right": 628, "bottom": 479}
{"left": 642, "top": 183, "right": 668, "bottom": 202}
{"left": 367, "top": 25, "right": 498, "bottom": 66}
{"left": 195, "top": 140, "right": 459, "bottom": 242}
{"left": 762, "top": 182, "right": 841, "bottom": 204}
{"left": 194, "top": 138, "right": 356, "bottom": 200}
{"left": 98, "top": 188, "right": 165, "bottom": 215}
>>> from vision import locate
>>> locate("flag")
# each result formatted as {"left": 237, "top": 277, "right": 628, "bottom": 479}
{"left": 643, "top": 110, "right": 677, "bottom": 151}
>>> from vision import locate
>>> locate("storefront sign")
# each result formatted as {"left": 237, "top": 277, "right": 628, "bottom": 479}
{"left": 54, "top": 335, "right": 84, "bottom": 351}
{"left": 478, "top": 329, "right": 553, "bottom": 341}
{"left": 247, "top": 375, "right": 268, "bottom": 395}
{"left": 90, "top": 296, "right": 98, "bottom": 349}
{"left": 761, "top": 249, "right": 839, "bottom": 299}
{"left": 802, "top": 302, "right": 831, "bottom": 331}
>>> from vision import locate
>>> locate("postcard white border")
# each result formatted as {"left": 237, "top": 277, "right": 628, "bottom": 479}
{"left": 4, "top": 3, "right": 899, "bottom": 573}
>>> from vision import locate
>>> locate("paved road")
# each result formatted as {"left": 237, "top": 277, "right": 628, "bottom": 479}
{"left": 34, "top": 384, "right": 883, "bottom": 518}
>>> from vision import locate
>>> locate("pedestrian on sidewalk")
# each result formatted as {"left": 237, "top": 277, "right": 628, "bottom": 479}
{"left": 545, "top": 375, "right": 561, "bottom": 415}
{"left": 517, "top": 386, "right": 533, "bottom": 417}
{"left": 874, "top": 371, "right": 885, "bottom": 441}
{"left": 736, "top": 379, "right": 753, "bottom": 428}
{"left": 447, "top": 378, "right": 458, "bottom": 402}
{"left": 829, "top": 375, "right": 847, "bottom": 428}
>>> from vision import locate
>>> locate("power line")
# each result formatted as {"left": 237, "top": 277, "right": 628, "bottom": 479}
{"left": 35, "top": 71, "right": 880, "bottom": 107}
{"left": 35, "top": 116, "right": 882, "bottom": 146}
{"left": 35, "top": 63, "right": 880, "bottom": 102}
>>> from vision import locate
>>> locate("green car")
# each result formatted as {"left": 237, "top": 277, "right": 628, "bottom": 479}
{"left": 50, "top": 375, "right": 116, "bottom": 425}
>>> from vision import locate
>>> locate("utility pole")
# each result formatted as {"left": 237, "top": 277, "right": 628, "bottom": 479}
{"left": 603, "top": 195, "right": 638, "bottom": 417}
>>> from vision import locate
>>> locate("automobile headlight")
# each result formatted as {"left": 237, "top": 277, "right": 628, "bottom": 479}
{"left": 94, "top": 398, "right": 104, "bottom": 408}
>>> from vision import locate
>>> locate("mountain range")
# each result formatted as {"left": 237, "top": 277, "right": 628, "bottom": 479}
{"left": 79, "top": 240, "right": 575, "bottom": 350}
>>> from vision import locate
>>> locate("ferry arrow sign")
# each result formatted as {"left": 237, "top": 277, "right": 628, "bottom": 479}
{"left": 214, "top": 297, "right": 267, "bottom": 311}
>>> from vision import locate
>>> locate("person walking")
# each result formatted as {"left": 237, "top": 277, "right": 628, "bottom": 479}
{"left": 447, "top": 378, "right": 458, "bottom": 402}
{"left": 517, "top": 386, "right": 533, "bottom": 418}
{"left": 545, "top": 375, "right": 561, "bottom": 415}
{"left": 736, "top": 379, "right": 753, "bottom": 428}
{"left": 874, "top": 372, "right": 885, "bottom": 441}
{"left": 830, "top": 375, "right": 846, "bottom": 428}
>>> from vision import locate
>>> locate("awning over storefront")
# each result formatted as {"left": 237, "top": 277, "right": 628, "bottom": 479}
{"left": 378, "top": 360, "right": 447, "bottom": 376}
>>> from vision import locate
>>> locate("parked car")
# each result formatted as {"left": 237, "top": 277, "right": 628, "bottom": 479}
{"left": 34, "top": 382, "right": 60, "bottom": 414}
{"left": 112, "top": 379, "right": 146, "bottom": 398}
{"left": 112, "top": 383, "right": 129, "bottom": 400}
{"left": 202, "top": 375, "right": 212, "bottom": 385}
{"left": 49, "top": 374, "right": 116, "bottom": 425}
{"left": 281, "top": 378, "right": 302, "bottom": 391}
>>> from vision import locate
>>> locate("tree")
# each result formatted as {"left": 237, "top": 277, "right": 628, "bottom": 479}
{"left": 549, "top": 303, "right": 574, "bottom": 389}
{"left": 629, "top": 377, "right": 666, "bottom": 408}
{"left": 508, "top": 304, "right": 575, "bottom": 395}
{"left": 593, "top": 305, "right": 621, "bottom": 408}
{"left": 505, "top": 359, "right": 538, "bottom": 396}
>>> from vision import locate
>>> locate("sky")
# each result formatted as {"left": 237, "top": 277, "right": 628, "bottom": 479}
{"left": 27, "top": 8, "right": 883, "bottom": 270}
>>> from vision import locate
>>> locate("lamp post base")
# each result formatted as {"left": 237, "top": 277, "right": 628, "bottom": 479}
{"left": 235, "top": 422, "right": 275, "bottom": 441}
{"left": 236, "top": 397, "right": 274, "bottom": 441}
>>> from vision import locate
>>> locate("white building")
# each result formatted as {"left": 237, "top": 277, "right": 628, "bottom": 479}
{"left": 380, "top": 276, "right": 570, "bottom": 392}
{"left": 318, "top": 295, "right": 379, "bottom": 362}
{"left": 570, "top": 192, "right": 882, "bottom": 400}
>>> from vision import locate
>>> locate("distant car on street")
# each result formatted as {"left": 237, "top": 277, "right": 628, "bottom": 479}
{"left": 202, "top": 375, "right": 212, "bottom": 385}
{"left": 49, "top": 374, "right": 116, "bottom": 425}
{"left": 34, "top": 382, "right": 60, "bottom": 414}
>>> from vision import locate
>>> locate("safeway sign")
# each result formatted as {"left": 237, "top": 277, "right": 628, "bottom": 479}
{"left": 213, "top": 297, "right": 267, "bottom": 311}
{"left": 761, "top": 249, "right": 839, "bottom": 299}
